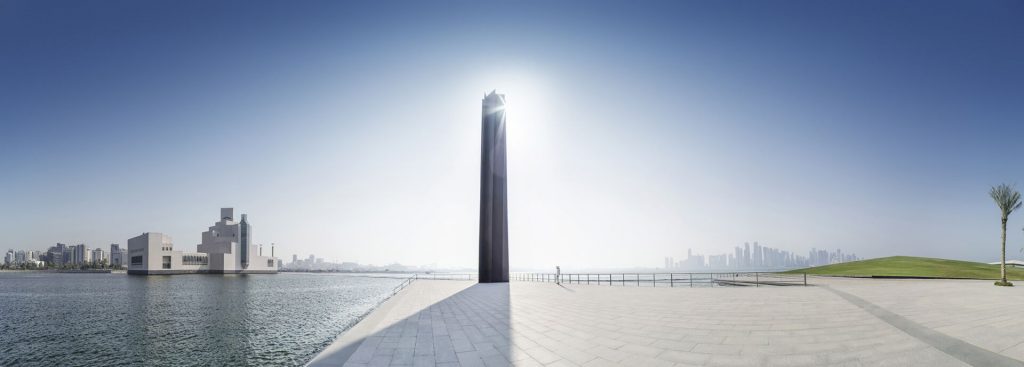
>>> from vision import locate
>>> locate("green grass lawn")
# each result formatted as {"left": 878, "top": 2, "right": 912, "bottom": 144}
{"left": 783, "top": 256, "right": 1024, "bottom": 280}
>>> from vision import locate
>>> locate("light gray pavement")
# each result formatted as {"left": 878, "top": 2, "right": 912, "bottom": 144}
{"left": 310, "top": 278, "right": 1024, "bottom": 367}
{"left": 816, "top": 277, "right": 1024, "bottom": 362}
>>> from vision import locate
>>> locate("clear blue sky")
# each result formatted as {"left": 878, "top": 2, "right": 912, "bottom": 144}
{"left": 1, "top": 0, "right": 1022, "bottom": 269}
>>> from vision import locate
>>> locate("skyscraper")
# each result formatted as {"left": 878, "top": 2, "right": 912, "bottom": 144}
{"left": 110, "top": 244, "right": 124, "bottom": 268}
{"left": 744, "top": 243, "right": 751, "bottom": 268}
{"left": 479, "top": 91, "right": 509, "bottom": 283}
{"left": 91, "top": 248, "right": 106, "bottom": 265}
{"left": 72, "top": 244, "right": 89, "bottom": 265}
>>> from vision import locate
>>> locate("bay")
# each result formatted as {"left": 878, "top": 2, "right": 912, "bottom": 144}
{"left": 0, "top": 272, "right": 407, "bottom": 366}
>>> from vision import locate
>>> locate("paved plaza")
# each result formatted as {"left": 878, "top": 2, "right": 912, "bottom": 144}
{"left": 308, "top": 278, "right": 1024, "bottom": 367}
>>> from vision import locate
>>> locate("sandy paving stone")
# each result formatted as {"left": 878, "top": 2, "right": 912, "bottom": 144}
{"left": 304, "top": 279, "right": 1024, "bottom": 367}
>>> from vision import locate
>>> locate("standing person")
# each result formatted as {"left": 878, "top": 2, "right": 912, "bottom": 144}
{"left": 556, "top": 266, "right": 561, "bottom": 284}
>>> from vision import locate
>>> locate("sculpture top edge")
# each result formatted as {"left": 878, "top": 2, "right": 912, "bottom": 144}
{"left": 482, "top": 90, "right": 506, "bottom": 105}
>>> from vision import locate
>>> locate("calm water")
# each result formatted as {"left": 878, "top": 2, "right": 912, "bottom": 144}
{"left": 0, "top": 272, "right": 407, "bottom": 367}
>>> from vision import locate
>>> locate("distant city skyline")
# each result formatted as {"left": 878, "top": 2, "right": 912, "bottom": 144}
{"left": 2, "top": 1, "right": 1023, "bottom": 269}
{"left": 664, "top": 242, "right": 859, "bottom": 270}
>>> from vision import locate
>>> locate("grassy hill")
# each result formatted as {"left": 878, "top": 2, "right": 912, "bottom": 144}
{"left": 784, "top": 256, "right": 1024, "bottom": 280}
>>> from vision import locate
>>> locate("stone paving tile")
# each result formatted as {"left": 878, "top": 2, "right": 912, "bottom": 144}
{"left": 818, "top": 277, "right": 1024, "bottom": 365}
{"left": 320, "top": 279, "right": 1024, "bottom": 367}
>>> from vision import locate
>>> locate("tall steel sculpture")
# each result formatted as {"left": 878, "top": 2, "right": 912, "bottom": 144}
{"left": 479, "top": 91, "right": 509, "bottom": 283}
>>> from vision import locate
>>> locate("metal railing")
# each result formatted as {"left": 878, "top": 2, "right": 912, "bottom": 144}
{"left": 308, "top": 272, "right": 477, "bottom": 281}
{"left": 388, "top": 275, "right": 418, "bottom": 297}
{"left": 511, "top": 272, "right": 807, "bottom": 287}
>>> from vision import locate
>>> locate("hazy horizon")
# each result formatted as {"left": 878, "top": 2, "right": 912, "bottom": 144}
{"left": 2, "top": 0, "right": 1023, "bottom": 269}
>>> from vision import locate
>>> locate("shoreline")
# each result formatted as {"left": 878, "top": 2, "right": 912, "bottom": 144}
{"left": 0, "top": 269, "right": 126, "bottom": 274}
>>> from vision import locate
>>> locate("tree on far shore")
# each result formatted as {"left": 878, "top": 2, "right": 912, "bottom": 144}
{"left": 990, "top": 183, "right": 1021, "bottom": 286}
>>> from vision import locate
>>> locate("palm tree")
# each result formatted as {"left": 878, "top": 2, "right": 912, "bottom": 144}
{"left": 990, "top": 184, "right": 1021, "bottom": 286}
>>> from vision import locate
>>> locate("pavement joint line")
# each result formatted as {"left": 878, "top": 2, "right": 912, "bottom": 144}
{"left": 823, "top": 285, "right": 1024, "bottom": 367}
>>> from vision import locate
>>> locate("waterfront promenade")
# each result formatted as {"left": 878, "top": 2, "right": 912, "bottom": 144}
{"left": 309, "top": 278, "right": 1024, "bottom": 367}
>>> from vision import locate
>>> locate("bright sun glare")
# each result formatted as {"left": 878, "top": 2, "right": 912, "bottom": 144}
{"left": 484, "top": 74, "right": 547, "bottom": 128}
{"left": 477, "top": 73, "right": 552, "bottom": 163}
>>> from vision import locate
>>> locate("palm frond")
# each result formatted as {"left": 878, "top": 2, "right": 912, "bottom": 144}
{"left": 990, "top": 183, "right": 1023, "bottom": 217}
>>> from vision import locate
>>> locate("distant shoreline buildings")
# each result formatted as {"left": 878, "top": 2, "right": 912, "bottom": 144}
{"left": 664, "top": 242, "right": 860, "bottom": 270}
{"left": 3, "top": 243, "right": 121, "bottom": 269}
{"left": 280, "top": 255, "right": 448, "bottom": 273}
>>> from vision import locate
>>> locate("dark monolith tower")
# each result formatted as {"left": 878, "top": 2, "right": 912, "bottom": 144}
{"left": 479, "top": 91, "right": 509, "bottom": 283}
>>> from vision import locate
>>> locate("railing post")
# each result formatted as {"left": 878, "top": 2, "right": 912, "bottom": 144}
{"left": 804, "top": 273, "right": 807, "bottom": 286}
{"left": 690, "top": 273, "right": 693, "bottom": 288}
{"left": 756, "top": 272, "right": 759, "bottom": 287}
{"left": 670, "top": 273, "right": 674, "bottom": 287}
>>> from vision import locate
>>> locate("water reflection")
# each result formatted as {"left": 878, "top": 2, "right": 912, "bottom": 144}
{"left": 0, "top": 272, "right": 405, "bottom": 367}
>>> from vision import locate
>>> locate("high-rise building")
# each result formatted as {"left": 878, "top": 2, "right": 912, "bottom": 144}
{"left": 743, "top": 243, "right": 751, "bottom": 268}
{"left": 91, "top": 248, "right": 107, "bottom": 265}
{"left": 709, "top": 254, "right": 728, "bottom": 268}
{"left": 110, "top": 244, "right": 124, "bottom": 268}
{"left": 46, "top": 243, "right": 67, "bottom": 266}
{"left": 71, "top": 244, "right": 90, "bottom": 265}
{"left": 752, "top": 242, "right": 762, "bottom": 268}
{"left": 479, "top": 91, "right": 509, "bottom": 283}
